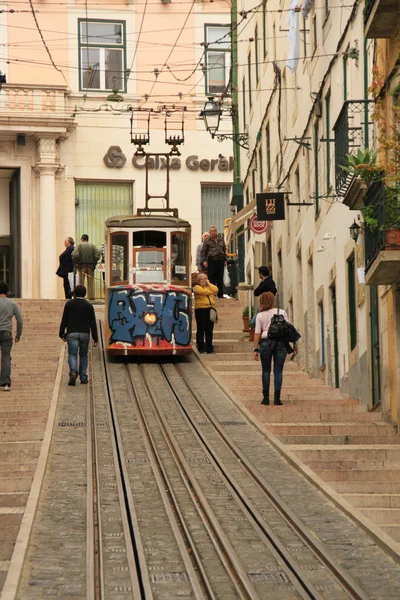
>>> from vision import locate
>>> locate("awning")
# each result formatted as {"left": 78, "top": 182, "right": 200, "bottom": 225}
{"left": 226, "top": 199, "right": 256, "bottom": 244}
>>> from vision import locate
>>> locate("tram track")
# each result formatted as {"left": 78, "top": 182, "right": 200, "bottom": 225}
{"left": 88, "top": 323, "right": 374, "bottom": 599}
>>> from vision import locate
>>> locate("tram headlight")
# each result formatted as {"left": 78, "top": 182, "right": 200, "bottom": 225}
{"left": 144, "top": 312, "right": 157, "bottom": 326}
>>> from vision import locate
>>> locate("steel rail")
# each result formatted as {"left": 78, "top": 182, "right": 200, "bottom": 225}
{"left": 96, "top": 322, "right": 151, "bottom": 599}
{"left": 170, "top": 362, "right": 373, "bottom": 600}
{"left": 129, "top": 363, "right": 264, "bottom": 600}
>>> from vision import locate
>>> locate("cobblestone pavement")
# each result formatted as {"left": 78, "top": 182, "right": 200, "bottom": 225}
{"left": 11, "top": 349, "right": 400, "bottom": 599}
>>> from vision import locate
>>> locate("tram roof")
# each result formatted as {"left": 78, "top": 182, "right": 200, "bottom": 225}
{"left": 105, "top": 215, "right": 191, "bottom": 229}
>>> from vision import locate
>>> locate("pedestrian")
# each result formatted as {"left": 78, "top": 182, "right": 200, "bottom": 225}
{"left": 0, "top": 281, "right": 23, "bottom": 391}
{"left": 196, "top": 232, "right": 210, "bottom": 271}
{"left": 59, "top": 284, "right": 98, "bottom": 386}
{"left": 56, "top": 237, "right": 75, "bottom": 299}
{"left": 253, "top": 292, "right": 298, "bottom": 406}
{"left": 193, "top": 273, "right": 218, "bottom": 354}
{"left": 201, "top": 225, "right": 226, "bottom": 298}
{"left": 250, "top": 266, "right": 278, "bottom": 328}
{"left": 72, "top": 234, "right": 101, "bottom": 301}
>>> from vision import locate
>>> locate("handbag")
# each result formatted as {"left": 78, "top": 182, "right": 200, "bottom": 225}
{"left": 223, "top": 266, "right": 231, "bottom": 287}
{"left": 208, "top": 295, "right": 218, "bottom": 323}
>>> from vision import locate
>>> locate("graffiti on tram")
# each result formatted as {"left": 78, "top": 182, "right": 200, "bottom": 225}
{"left": 108, "top": 286, "right": 192, "bottom": 348}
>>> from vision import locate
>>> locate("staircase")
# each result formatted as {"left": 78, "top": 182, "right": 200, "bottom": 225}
{"left": 0, "top": 300, "right": 64, "bottom": 594}
{"left": 199, "top": 298, "right": 400, "bottom": 545}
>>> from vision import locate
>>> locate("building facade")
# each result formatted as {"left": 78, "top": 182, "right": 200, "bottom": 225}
{"left": 0, "top": 0, "right": 234, "bottom": 299}
{"left": 235, "top": 0, "right": 400, "bottom": 422}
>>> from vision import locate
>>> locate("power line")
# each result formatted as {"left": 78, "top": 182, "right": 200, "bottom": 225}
{"left": 128, "top": 0, "right": 149, "bottom": 81}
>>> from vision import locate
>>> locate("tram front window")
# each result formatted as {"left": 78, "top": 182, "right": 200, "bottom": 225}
{"left": 171, "top": 233, "right": 188, "bottom": 283}
{"left": 133, "top": 230, "right": 166, "bottom": 283}
{"left": 110, "top": 232, "right": 128, "bottom": 283}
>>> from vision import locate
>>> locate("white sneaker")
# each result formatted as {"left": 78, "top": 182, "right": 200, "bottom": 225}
{"left": 3, "top": 385, "right": 10, "bottom": 392}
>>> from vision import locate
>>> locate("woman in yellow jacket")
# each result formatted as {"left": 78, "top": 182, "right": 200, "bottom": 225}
{"left": 194, "top": 273, "right": 218, "bottom": 354}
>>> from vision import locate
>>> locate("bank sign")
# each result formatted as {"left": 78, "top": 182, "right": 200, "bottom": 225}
{"left": 103, "top": 146, "right": 234, "bottom": 172}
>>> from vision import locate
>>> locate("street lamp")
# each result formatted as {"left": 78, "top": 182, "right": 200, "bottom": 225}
{"left": 201, "top": 97, "right": 249, "bottom": 150}
{"left": 201, "top": 97, "right": 221, "bottom": 137}
{"left": 349, "top": 220, "right": 361, "bottom": 243}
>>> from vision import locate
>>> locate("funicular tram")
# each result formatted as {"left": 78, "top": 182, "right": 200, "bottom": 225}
{"left": 103, "top": 111, "right": 192, "bottom": 355}
{"left": 104, "top": 215, "right": 192, "bottom": 355}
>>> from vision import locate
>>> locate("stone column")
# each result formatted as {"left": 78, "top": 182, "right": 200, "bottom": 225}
{"left": 36, "top": 137, "right": 59, "bottom": 299}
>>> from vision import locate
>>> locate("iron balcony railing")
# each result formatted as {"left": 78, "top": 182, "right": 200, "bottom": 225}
{"left": 333, "top": 100, "right": 375, "bottom": 197}
{"left": 364, "top": 0, "right": 375, "bottom": 24}
{"left": 364, "top": 181, "right": 400, "bottom": 272}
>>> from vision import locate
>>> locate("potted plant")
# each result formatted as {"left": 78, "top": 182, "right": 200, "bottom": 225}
{"left": 242, "top": 306, "right": 250, "bottom": 331}
{"left": 383, "top": 186, "right": 400, "bottom": 247}
{"left": 340, "top": 148, "right": 383, "bottom": 186}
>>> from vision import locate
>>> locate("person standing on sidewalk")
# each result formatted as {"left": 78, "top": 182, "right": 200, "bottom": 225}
{"left": 59, "top": 285, "right": 98, "bottom": 386}
{"left": 195, "top": 232, "right": 210, "bottom": 272}
{"left": 193, "top": 273, "right": 218, "bottom": 354}
{"left": 0, "top": 281, "right": 23, "bottom": 391}
{"left": 72, "top": 234, "right": 100, "bottom": 301}
{"left": 253, "top": 292, "right": 298, "bottom": 406}
{"left": 201, "top": 225, "right": 226, "bottom": 298}
{"left": 56, "top": 237, "right": 75, "bottom": 299}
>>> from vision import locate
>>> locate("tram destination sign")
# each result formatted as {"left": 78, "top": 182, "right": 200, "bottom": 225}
{"left": 103, "top": 146, "right": 234, "bottom": 172}
{"left": 256, "top": 193, "right": 285, "bottom": 221}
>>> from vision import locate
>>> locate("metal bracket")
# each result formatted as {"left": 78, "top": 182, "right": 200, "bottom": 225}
{"left": 213, "top": 132, "right": 249, "bottom": 150}
{"left": 284, "top": 136, "right": 311, "bottom": 150}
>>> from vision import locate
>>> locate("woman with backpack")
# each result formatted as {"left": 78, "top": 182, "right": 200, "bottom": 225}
{"left": 253, "top": 292, "right": 298, "bottom": 406}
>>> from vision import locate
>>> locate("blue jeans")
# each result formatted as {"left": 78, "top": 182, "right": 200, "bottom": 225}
{"left": 260, "top": 340, "right": 287, "bottom": 397}
{"left": 0, "top": 330, "right": 13, "bottom": 387}
{"left": 66, "top": 333, "right": 90, "bottom": 381}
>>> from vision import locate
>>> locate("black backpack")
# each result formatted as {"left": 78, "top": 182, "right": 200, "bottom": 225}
{"left": 268, "top": 309, "right": 291, "bottom": 340}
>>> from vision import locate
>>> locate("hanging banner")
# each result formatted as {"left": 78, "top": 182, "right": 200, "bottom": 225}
{"left": 256, "top": 193, "right": 285, "bottom": 221}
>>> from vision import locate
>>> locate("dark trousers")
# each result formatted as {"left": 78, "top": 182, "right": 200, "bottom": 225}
{"left": 260, "top": 340, "right": 287, "bottom": 397}
{"left": 0, "top": 330, "right": 13, "bottom": 387}
{"left": 207, "top": 258, "right": 224, "bottom": 298}
{"left": 62, "top": 276, "right": 72, "bottom": 299}
{"left": 195, "top": 308, "right": 214, "bottom": 353}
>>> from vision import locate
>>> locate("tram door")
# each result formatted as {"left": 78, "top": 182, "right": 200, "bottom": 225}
{"left": 75, "top": 182, "right": 132, "bottom": 299}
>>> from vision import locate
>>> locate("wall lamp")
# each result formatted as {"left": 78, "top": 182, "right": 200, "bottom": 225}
{"left": 201, "top": 97, "right": 249, "bottom": 150}
{"left": 349, "top": 220, "right": 361, "bottom": 243}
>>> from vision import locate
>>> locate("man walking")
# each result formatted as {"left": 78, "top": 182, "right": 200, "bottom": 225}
{"left": 72, "top": 234, "right": 100, "bottom": 301}
{"left": 254, "top": 266, "right": 277, "bottom": 297}
{"left": 59, "top": 285, "right": 98, "bottom": 386}
{"left": 201, "top": 225, "right": 227, "bottom": 298}
{"left": 0, "top": 281, "right": 23, "bottom": 391}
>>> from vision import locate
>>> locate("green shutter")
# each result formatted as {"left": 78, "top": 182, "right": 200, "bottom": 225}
{"left": 347, "top": 255, "right": 357, "bottom": 350}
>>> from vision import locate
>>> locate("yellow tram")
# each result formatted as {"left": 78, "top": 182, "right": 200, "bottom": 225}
{"left": 104, "top": 215, "right": 192, "bottom": 355}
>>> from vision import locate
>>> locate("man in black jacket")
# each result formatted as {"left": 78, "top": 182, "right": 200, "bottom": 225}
{"left": 254, "top": 266, "right": 277, "bottom": 297}
{"left": 59, "top": 285, "right": 98, "bottom": 386}
{"left": 201, "top": 225, "right": 227, "bottom": 298}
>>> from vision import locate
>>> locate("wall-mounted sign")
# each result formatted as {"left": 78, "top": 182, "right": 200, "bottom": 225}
{"left": 103, "top": 147, "right": 234, "bottom": 172}
{"left": 248, "top": 215, "right": 271, "bottom": 234}
{"left": 256, "top": 193, "right": 285, "bottom": 221}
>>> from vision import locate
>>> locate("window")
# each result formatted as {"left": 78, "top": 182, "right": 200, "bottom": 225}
{"left": 110, "top": 232, "right": 128, "bottom": 284}
{"left": 347, "top": 254, "right": 357, "bottom": 350}
{"left": 248, "top": 51, "right": 252, "bottom": 109}
{"left": 255, "top": 25, "right": 259, "bottom": 85}
{"left": 171, "top": 232, "right": 188, "bottom": 283}
{"left": 132, "top": 230, "right": 166, "bottom": 283}
{"left": 79, "top": 20, "right": 126, "bottom": 92}
{"left": 205, "top": 25, "right": 231, "bottom": 95}
{"left": 314, "top": 120, "right": 320, "bottom": 216}
{"left": 312, "top": 15, "right": 317, "bottom": 55}
{"left": 263, "top": 1, "right": 268, "bottom": 57}
{"left": 266, "top": 123, "right": 271, "bottom": 183}
{"left": 325, "top": 91, "right": 331, "bottom": 192}
{"left": 242, "top": 77, "right": 246, "bottom": 129}
{"left": 258, "top": 146, "right": 263, "bottom": 192}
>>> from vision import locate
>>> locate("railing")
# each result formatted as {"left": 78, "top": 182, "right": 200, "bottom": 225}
{"left": 364, "top": 181, "right": 400, "bottom": 272}
{"left": 333, "top": 100, "right": 375, "bottom": 197}
{"left": 0, "top": 84, "right": 69, "bottom": 114}
{"left": 364, "top": 0, "right": 375, "bottom": 24}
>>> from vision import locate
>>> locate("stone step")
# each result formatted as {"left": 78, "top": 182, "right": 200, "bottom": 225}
{"left": 0, "top": 432, "right": 44, "bottom": 442}
{"left": 277, "top": 434, "right": 400, "bottom": 445}
{"left": 343, "top": 494, "right": 400, "bottom": 508}
{"left": 0, "top": 442, "right": 41, "bottom": 460}
{"left": 360, "top": 508, "right": 400, "bottom": 526}
{"left": 251, "top": 411, "right": 381, "bottom": 423}
{"left": 245, "top": 403, "right": 368, "bottom": 415}
{"left": 334, "top": 481, "right": 400, "bottom": 495}
{"left": 0, "top": 477, "right": 33, "bottom": 493}
{"left": 305, "top": 459, "right": 400, "bottom": 471}
{"left": 0, "top": 411, "right": 48, "bottom": 419}
{"left": 377, "top": 525, "right": 400, "bottom": 542}
{"left": 267, "top": 423, "right": 396, "bottom": 436}
{"left": 315, "top": 469, "right": 400, "bottom": 482}
{"left": 0, "top": 493, "right": 29, "bottom": 508}
{"left": 291, "top": 446, "right": 400, "bottom": 461}
{"left": 239, "top": 394, "right": 357, "bottom": 405}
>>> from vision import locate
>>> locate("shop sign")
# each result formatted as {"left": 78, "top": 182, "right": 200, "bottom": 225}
{"left": 248, "top": 215, "right": 270, "bottom": 234}
{"left": 256, "top": 193, "right": 285, "bottom": 221}
{"left": 103, "top": 146, "right": 234, "bottom": 172}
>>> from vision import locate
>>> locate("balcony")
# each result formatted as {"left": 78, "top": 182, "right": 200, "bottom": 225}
{"left": 364, "top": 0, "right": 400, "bottom": 39}
{"left": 334, "top": 100, "right": 375, "bottom": 208}
{"left": 364, "top": 181, "right": 400, "bottom": 285}
{"left": 0, "top": 84, "right": 75, "bottom": 135}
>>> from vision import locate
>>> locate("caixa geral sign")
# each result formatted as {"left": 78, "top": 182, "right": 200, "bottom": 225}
{"left": 103, "top": 146, "right": 234, "bottom": 172}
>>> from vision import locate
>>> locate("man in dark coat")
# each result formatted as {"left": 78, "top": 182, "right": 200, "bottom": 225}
{"left": 201, "top": 225, "right": 227, "bottom": 299}
{"left": 56, "top": 237, "right": 75, "bottom": 299}
{"left": 254, "top": 266, "right": 277, "bottom": 297}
